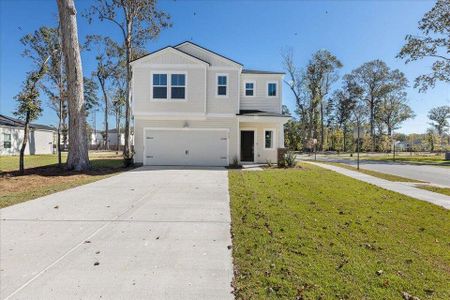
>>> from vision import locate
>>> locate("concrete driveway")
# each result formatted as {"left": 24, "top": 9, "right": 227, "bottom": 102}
{"left": 0, "top": 167, "right": 233, "bottom": 300}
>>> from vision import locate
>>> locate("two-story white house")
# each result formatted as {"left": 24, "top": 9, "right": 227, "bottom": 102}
{"left": 131, "top": 41, "right": 290, "bottom": 166}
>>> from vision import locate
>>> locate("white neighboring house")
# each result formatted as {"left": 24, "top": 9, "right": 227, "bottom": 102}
{"left": 90, "top": 128, "right": 126, "bottom": 149}
{"left": 0, "top": 114, "right": 56, "bottom": 156}
{"left": 131, "top": 41, "right": 290, "bottom": 166}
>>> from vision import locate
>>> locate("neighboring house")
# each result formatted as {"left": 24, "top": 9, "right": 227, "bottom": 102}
{"left": 90, "top": 129, "right": 126, "bottom": 149}
{"left": 131, "top": 41, "right": 290, "bottom": 166}
{"left": 0, "top": 114, "right": 55, "bottom": 156}
{"left": 395, "top": 141, "right": 409, "bottom": 152}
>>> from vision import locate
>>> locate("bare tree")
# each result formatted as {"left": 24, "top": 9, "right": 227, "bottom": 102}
{"left": 282, "top": 49, "right": 309, "bottom": 149}
{"left": 57, "top": 0, "right": 90, "bottom": 170}
{"left": 84, "top": 0, "right": 171, "bottom": 162}
{"left": 305, "top": 50, "right": 342, "bottom": 150}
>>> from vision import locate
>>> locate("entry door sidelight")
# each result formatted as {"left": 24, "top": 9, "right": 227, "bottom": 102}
{"left": 240, "top": 131, "right": 254, "bottom": 162}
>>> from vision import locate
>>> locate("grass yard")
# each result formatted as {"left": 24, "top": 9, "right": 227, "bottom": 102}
{"left": 0, "top": 151, "right": 132, "bottom": 208}
{"left": 416, "top": 185, "right": 450, "bottom": 197}
{"left": 229, "top": 164, "right": 450, "bottom": 299}
{"left": 319, "top": 161, "right": 424, "bottom": 183}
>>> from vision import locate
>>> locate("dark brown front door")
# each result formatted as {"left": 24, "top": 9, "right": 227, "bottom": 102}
{"left": 241, "top": 131, "right": 254, "bottom": 162}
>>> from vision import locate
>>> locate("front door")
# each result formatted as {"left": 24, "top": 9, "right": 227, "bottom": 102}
{"left": 240, "top": 131, "right": 254, "bottom": 162}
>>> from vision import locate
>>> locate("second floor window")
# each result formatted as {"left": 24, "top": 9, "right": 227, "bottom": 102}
{"left": 217, "top": 75, "right": 228, "bottom": 97}
{"left": 245, "top": 82, "right": 254, "bottom": 96}
{"left": 153, "top": 74, "right": 167, "bottom": 99}
{"left": 267, "top": 82, "right": 277, "bottom": 97}
{"left": 171, "top": 74, "right": 186, "bottom": 99}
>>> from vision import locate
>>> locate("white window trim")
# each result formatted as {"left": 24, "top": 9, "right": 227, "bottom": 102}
{"left": 266, "top": 81, "right": 278, "bottom": 98}
{"left": 264, "top": 128, "right": 276, "bottom": 150}
{"left": 243, "top": 80, "right": 256, "bottom": 97}
{"left": 150, "top": 71, "right": 188, "bottom": 102}
{"left": 216, "top": 73, "right": 229, "bottom": 98}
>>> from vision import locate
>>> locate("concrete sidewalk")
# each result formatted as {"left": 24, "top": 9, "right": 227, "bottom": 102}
{"left": 307, "top": 162, "right": 450, "bottom": 209}
{"left": 0, "top": 166, "right": 233, "bottom": 300}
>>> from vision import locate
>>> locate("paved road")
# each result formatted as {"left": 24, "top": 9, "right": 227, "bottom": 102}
{"left": 302, "top": 157, "right": 450, "bottom": 186}
{"left": 0, "top": 167, "right": 233, "bottom": 300}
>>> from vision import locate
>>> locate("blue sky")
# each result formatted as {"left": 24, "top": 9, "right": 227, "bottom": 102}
{"left": 0, "top": 0, "right": 448, "bottom": 134}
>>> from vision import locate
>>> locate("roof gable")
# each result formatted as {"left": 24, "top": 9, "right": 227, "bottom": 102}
{"left": 131, "top": 46, "right": 210, "bottom": 66}
{"left": 174, "top": 41, "right": 242, "bottom": 67}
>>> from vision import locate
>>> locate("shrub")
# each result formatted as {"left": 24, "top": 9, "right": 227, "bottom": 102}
{"left": 229, "top": 156, "right": 241, "bottom": 169}
{"left": 284, "top": 151, "right": 297, "bottom": 167}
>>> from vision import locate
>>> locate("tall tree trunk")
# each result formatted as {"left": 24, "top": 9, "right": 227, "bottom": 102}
{"left": 116, "top": 108, "right": 121, "bottom": 152}
{"left": 123, "top": 26, "right": 133, "bottom": 160}
{"left": 370, "top": 99, "right": 375, "bottom": 152}
{"left": 343, "top": 124, "right": 347, "bottom": 152}
{"left": 98, "top": 76, "right": 109, "bottom": 150}
{"left": 320, "top": 100, "right": 324, "bottom": 151}
{"left": 57, "top": 0, "right": 90, "bottom": 171}
{"left": 57, "top": 97, "right": 63, "bottom": 166}
{"left": 19, "top": 112, "right": 31, "bottom": 175}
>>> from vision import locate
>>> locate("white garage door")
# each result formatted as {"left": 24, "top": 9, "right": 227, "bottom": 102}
{"left": 144, "top": 129, "right": 229, "bottom": 166}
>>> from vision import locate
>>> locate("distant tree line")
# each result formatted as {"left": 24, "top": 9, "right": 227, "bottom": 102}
{"left": 283, "top": 0, "right": 449, "bottom": 154}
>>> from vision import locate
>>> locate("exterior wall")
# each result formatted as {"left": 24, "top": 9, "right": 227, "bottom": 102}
{"left": 0, "top": 126, "right": 54, "bottom": 155}
{"left": 133, "top": 65, "right": 207, "bottom": 115}
{"left": 239, "top": 121, "right": 284, "bottom": 164}
{"left": 206, "top": 69, "right": 240, "bottom": 114}
{"left": 134, "top": 117, "right": 238, "bottom": 164}
{"left": 240, "top": 74, "right": 283, "bottom": 113}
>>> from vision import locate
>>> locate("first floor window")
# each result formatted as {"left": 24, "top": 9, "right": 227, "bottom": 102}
{"left": 217, "top": 75, "right": 228, "bottom": 96}
{"left": 265, "top": 130, "right": 273, "bottom": 149}
{"left": 153, "top": 73, "right": 167, "bottom": 99}
{"left": 171, "top": 74, "right": 186, "bottom": 99}
{"left": 3, "top": 133, "right": 11, "bottom": 149}
{"left": 245, "top": 82, "right": 254, "bottom": 96}
{"left": 268, "top": 82, "right": 277, "bottom": 97}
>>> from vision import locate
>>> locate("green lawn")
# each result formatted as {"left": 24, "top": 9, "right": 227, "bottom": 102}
{"left": 416, "top": 185, "right": 450, "bottom": 197}
{"left": 0, "top": 152, "right": 131, "bottom": 208}
{"left": 319, "top": 161, "right": 424, "bottom": 183}
{"left": 229, "top": 164, "right": 450, "bottom": 299}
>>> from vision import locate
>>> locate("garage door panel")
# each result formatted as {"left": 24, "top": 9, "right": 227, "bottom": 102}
{"left": 144, "top": 129, "right": 228, "bottom": 166}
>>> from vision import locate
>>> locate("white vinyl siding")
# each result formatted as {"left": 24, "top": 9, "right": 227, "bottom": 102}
{"left": 0, "top": 126, "right": 54, "bottom": 155}
{"left": 134, "top": 66, "right": 205, "bottom": 114}
{"left": 240, "top": 75, "right": 282, "bottom": 113}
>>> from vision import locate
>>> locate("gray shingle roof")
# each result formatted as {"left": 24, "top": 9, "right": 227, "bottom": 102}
{"left": 238, "top": 110, "right": 290, "bottom": 118}
{"left": 0, "top": 114, "right": 56, "bottom": 131}
{"left": 242, "top": 69, "right": 285, "bottom": 75}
